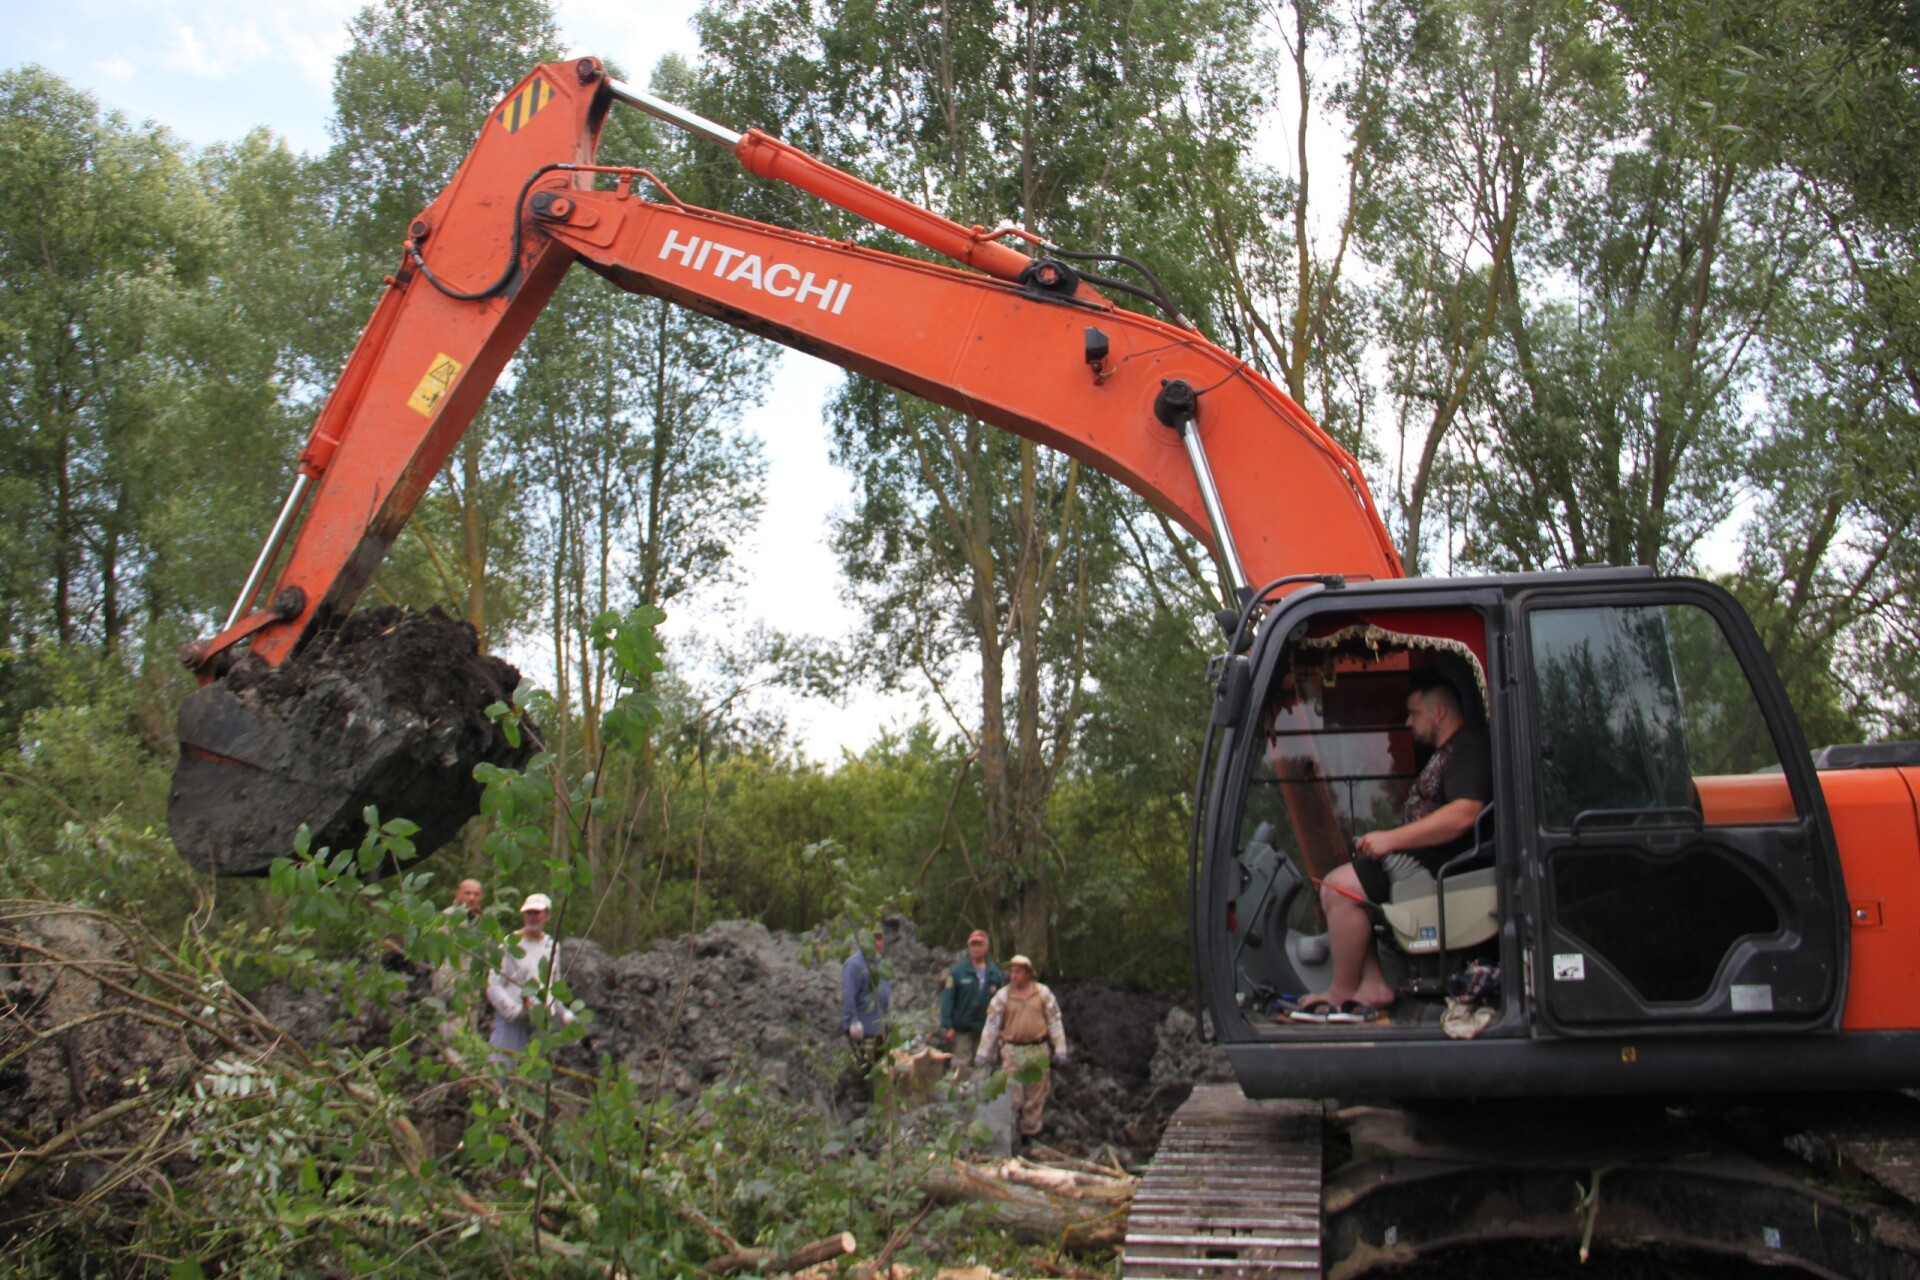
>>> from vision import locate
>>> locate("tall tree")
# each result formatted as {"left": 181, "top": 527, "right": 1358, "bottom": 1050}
{"left": 0, "top": 69, "right": 210, "bottom": 663}
{"left": 1178, "top": 0, "right": 1392, "bottom": 454}
{"left": 1609, "top": 0, "right": 1920, "bottom": 736}
{"left": 1457, "top": 84, "right": 1801, "bottom": 575}
{"left": 1363, "top": 0, "right": 1616, "bottom": 570}
{"left": 507, "top": 58, "right": 773, "bottom": 883}
{"left": 319, "top": 0, "right": 564, "bottom": 645}
{"left": 698, "top": 0, "right": 1256, "bottom": 962}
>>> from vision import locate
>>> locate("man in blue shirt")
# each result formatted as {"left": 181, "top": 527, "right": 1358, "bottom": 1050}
{"left": 939, "top": 929, "right": 1004, "bottom": 1080}
{"left": 841, "top": 926, "right": 891, "bottom": 1065}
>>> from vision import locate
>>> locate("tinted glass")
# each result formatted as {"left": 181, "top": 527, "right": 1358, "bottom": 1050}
{"left": 1530, "top": 602, "right": 1794, "bottom": 829}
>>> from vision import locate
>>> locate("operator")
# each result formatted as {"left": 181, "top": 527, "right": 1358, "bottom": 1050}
{"left": 841, "top": 926, "right": 891, "bottom": 1067}
{"left": 1296, "top": 678, "right": 1491, "bottom": 1021}
{"left": 974, "top": 955, "right": 1070, "bottom": 1144}
{"left": 939, "top": 929, "right": 1005, "bottom": 1081}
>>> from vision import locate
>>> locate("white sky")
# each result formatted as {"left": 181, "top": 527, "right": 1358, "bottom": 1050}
{"left": 2, "top": 0, "right": 930, "bottom": 759}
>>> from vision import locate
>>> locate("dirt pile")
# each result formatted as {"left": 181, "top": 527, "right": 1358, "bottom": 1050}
{"left": 553, "top": 919, "right": 1232, "bottom": 1158}
{"left": 0, "top": 909, "right": 188, "bottom": 1144}
{"left": 170, "top": 607, "right": 530, "bottom": 876}
{"left": 558, "top": 917, "right": 946, "bottom": 1107}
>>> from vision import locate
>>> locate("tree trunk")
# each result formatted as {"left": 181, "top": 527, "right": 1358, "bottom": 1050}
{"left": 1011, "top": 441, "right": 1049, "bottom": 965}
{"left": 921, "top": 1162, "right": 1128, "bottom": 1253}
{"left": 54, "top": 429, "right": 73, "bottom": 647}
{"left": 100, "top": 523, "right": 120, "bottom": 654}
{"left": 702, "top": 1232, "right": 856, "bottom": 1276}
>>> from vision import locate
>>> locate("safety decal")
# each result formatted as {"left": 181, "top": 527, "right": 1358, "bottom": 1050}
{"left": 1551, "top": 952, "right": 1586, "bottom": 982}
{"left": 497, "top": 78, "right": 556, "bottom": 134}
{"left": 406, "top": 353, "right": 464, "bottom": 418}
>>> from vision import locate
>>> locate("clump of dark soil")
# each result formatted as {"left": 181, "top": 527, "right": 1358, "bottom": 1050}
{"left": 170, "top": 607, "right": 530, "bottom": 876}
{"left": 1054, "top": 981, "right": 1168, "bottom": 1085}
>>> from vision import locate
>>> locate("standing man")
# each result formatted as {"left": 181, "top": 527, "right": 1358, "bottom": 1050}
{"left": 939, "top": 929, "right": 1004, "bottom": 1081}
{"left": 487, "top": 893, "right": 577, "bottom": 1062}
{"left": 973, "top": 956, "right": 1070, "bottom": 1143}
{"left": 432, "top": 877, "right": 487, "bottom": 1050}
{"left": 444, "top": 878, "right": 484, "bottom": 921}
{"left": 841, "top": 926, "right": 891, "bottom": 1065}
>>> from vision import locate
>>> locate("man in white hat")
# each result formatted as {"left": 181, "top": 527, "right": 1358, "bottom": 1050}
{"left": 487, "top": 893, "right": 577, "bottom": 1060}
{"left": 973, "top": 955, "right": 1069, "bottom": 1142}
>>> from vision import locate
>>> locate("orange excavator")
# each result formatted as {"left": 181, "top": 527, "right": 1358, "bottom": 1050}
{"left": 169, "top": 58, "right": 1920, "bottom": 1275}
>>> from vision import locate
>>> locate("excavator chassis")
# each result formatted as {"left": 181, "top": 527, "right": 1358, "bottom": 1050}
{"left": 1125, "top": 1085, "right": 1920, "bottom": 1279}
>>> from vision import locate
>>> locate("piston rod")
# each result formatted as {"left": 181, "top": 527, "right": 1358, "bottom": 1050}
{"left": 1154, "top": 379, "right": 1248, "bottom": 592}
{"left": 1179, "top": 423, "right": 1248, "bottom": 592}
{"left": 224, "top": 473, "right": 314, "bottom": 630}
{"left": 605, "top": 79, "right": 743, "bottom": 148}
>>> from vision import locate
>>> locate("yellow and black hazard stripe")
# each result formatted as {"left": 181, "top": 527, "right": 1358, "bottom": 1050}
{"left": 497, "top": 78, "right": 556, "bottom": 134}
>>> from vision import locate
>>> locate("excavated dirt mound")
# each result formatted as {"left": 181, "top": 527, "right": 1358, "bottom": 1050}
{"left": 170, "top": 607, "right": 530, "bottom": 876}
{"left": 547, "top": 920, "right": 1232, "bottom": 1159}
{"left": 0, "top": 911, "right": 187, "bottom": 1142}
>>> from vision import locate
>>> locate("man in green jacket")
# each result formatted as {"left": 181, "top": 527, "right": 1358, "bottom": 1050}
{"left": 939, "top": 930, "right": 1004, "bottom": 1081}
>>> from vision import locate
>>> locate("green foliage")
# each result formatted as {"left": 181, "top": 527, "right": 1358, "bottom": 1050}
{"left": 0, "top": 67, "right": 300, "bottom": 680}
{"left": 0, "top": 601, "right": 1053, "bottom": 1277}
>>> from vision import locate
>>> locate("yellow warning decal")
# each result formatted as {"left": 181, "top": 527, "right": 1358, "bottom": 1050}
{"left": 407, "top": 353, "right": 464, "bottom": 417}
{"left": 497, "top": 78, "right": 556, "bottom": 134}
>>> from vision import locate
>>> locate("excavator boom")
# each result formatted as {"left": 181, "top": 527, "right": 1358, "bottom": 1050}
{"left": 170, "top": 57, "right": 1399, "bottom": 874}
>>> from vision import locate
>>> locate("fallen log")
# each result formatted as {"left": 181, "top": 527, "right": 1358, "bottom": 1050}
{"left": 702, "top": 1231, "right": 857, "bottom": 1276}
{"left": 921, "top": 1160, "right": 1129, "bottom": 1253}
{"left": 980, "top": 1157, "right": 1134, "bottom": 1201}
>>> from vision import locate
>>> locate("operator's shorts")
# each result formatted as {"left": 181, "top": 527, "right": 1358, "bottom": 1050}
{"left": 1352, "top": 851, "right": 1437, "bottom": 905}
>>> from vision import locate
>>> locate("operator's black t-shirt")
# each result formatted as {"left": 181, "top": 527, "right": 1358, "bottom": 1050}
{"left": 1404, "top": 723, "right": 1494, "bottom": 868}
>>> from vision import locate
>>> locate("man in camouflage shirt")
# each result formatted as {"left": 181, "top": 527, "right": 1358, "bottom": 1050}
{"left": 974, "top": 955, "right": 1070, "bottom": 1141}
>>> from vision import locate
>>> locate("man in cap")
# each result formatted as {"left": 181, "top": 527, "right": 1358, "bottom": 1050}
{"left": 974, "top": 955, "right": 1070, "bottom": 1142}
{"left": 939, "top": 929, "right": 1004, "bottom": 1081}
{"left": 487, "top": 893, "right": 577, "bottom": 1061}
{"left": 841, "top": 925, "right": 891, "bottom": 1067}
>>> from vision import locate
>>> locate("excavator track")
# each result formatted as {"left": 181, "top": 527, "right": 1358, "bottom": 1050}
{"left": 1123, "top": 1088, "right": 1920, "bottom": 1280}
{"left": 1122, "top": 1084, "right": 1323, "bottom": 1278}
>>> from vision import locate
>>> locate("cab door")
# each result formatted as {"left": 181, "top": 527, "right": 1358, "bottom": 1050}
{"left": 1513, "top": 580, "right": 1846, "bottom": 1035}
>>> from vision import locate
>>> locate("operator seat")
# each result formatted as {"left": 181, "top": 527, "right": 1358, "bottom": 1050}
{"left": 1374, "top": 804, "right": 1498, "bottom": 957}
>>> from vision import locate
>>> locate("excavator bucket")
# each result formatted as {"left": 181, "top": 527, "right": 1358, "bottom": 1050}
{"left": 168, "top": 608, "right": 531, "bottom": 877}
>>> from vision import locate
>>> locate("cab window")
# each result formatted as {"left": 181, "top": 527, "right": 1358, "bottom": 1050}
{"left": 1529, "top": 601, "right": 1799, "bottom": 829}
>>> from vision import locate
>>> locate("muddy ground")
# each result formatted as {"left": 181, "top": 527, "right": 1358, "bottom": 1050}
{"left": 547, "top": 916, "right": 1237, "bottom": 1158}
{"left": 255, "top": 915, "right": 1235, "bottom": 1161}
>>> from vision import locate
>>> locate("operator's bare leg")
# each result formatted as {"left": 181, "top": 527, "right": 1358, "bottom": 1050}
{"left": 1301, "top": 864, "right": 1397, "bottom": 1010}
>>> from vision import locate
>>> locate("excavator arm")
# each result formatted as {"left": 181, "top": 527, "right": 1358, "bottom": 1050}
{"left": 170, "top": 57, "right": 1401, "bottom": 874}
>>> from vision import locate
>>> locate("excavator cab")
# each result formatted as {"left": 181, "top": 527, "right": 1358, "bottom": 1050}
{"left": 1196, "top": 569, "right": 1864, "bottom": 1099}
{"left": 1222, "top": 610, "right": 1499, "bottom": 1015}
